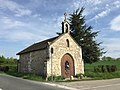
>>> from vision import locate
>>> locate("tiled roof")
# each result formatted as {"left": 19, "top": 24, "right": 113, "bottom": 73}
{"left": 16, "top": 36, "right": 58, "bottom": 55}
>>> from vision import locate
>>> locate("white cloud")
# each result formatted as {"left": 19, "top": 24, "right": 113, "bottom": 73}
{"left": 54, "top": 15, "right": 64, "bottom": 28}
{"left": 113, "top": 1, "right": 120, "bottom": 8}
{"left": 32, "top": 14, "right": 42, "bottom": 20}
{"left": 72, "top": 0, "right": 102, "bottom": 8}
{"left": 86, "top": 0, "right": 102, "bottom": 5}
{"left": 0, "top": 16, "right": 54, "bottom": 42}
{"left": 110, "top": 15, "right": 120, "bottom": 31}
{"left": 0, "top": 16, "right": 26, "bottom": 29}
{"left": 87, "top": 0, "right": 120, "bottom": 22}
{"left": 88, "top": 9, "right": 110, "bottom": 22}
{"left": 98, "top": 10, "right": 109, "bottom": 17}
{"left": 8, "top": 31, "right": 37, "bottom": 41}
{"left": 15, "top": 9, "right": 32, "bottom": 17}
{"left": 71, "top": 0, "right": 104, "bottom": 15}
{"left": 0, "top": 30, "right": 47, "bottom": 42}
{"left": 102, "top": 38, "right": 120, "bottom": 58}
{"left": 0, "top": 0, "right": 32, "bottom": 16}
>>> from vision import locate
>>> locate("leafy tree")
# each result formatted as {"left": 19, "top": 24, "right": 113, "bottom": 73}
{"left": 0, "top": 55, "right": 6, "bottom": 64}
{"left": 56, "top": 8, "right": 105, "bottom": 63}
{"left": 101, "top": 56, "right": 115, "bottom": 61}
{"left": 0, "top": 55, "right": 17, "bottom": 65}
{"left": 116, "top": 58, "right": 120, "bottom": 61}
{"left": 69, "top": 7, "right": 105, "bottom": 63}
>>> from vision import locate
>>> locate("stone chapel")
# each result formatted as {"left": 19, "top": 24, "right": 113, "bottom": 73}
{"left": 17, "top": 13, "right": 84, "bottom": 78}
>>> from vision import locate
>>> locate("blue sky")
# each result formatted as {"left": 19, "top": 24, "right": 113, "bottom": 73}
{"left": 0, "top": 0, "right": 120, "bottom": 58}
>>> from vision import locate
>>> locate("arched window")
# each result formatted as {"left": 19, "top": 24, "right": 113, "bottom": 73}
{"left": 66, "top": 39, "right": 69, "bottom": 47}
{"left": 51, "top": 47, "right": 53, "bottom": 54}
{"left": 66, "top": 24, "right": 68, "bottom": 33}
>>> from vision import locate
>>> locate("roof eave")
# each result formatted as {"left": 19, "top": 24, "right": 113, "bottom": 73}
{"left": 16, "top": 47, "right": 47, "bottom": 55}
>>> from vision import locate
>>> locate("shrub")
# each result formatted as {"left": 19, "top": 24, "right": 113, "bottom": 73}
{"left": 94, "top": 65, "right": 117, "bottom": 73}
{"left": 47, "top": 76, "right": 65, "bottom": 81}
{"left": 94, "top": 66, "right": 100, "bottom": 72}
{"left": 0, "top": 66, "right": 9, "bottom": 72}
{"left": 75, "top": 73, "right": 84, "bottom": 79}
{"left": 85, "top": 71, "right": 96, "bottom": 78}
{"left": 106, "top": 65, "right": 111, "bottom": 72}
{"left": 101, "top": 65, "right": 106, "bottom": 72}
{"left": 111, "top": 65, "right": 117, "bottom": 72}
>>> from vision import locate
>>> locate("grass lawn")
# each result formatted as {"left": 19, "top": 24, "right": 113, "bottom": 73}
{"left": 85, "top": 60, "right": 120, "bottom": 71}
{"left": 85, "top": 60, "right": 120, "bottom": 79}
{"left": 6, "top": 65, "right": 45, "bottom": 81}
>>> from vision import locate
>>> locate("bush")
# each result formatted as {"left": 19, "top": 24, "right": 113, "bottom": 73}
{"left": 85, "top": 71, "right": 97, "bottom": 78}
{"left": 75, "top": 73, "right": 84, "bottom": 79}
{"left": 0, "top": 55, "right": 17, "bottom": 65}
{"left": 48, "top": 76, "right": 65, "bottom": 81}
{"left": 111, "top": 65, "right": 117, "bottom": 72}
{"left": 0, "top": 66, "right": 9, "bottom": 72}
{"left": 94, "top": 65, "right": 117, "bottom": 73}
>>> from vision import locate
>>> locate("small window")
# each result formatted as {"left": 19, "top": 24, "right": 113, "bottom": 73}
{"left": 66, "top": 24, "right": 68, "bottom": 33}
{"left": 51, "top": 47, "right": 53, "bottom": 54}
{"left": 66, "top": 39, "right": 69, "bottom": 47}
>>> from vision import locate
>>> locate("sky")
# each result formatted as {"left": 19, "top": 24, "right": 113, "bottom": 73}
{"left": 0, "top": 0, "right": 120, "bottom": 58}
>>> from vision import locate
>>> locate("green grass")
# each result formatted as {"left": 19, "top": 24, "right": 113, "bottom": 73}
{"left": 22, "top": 73, "right": 45, "bottom": 81}
{"left": 85, "top": 60, "right": 120, "bottom": 79}
{"left": 85, "top": 60, "right": 120, "bottom": 71}
{"left": 47, "top": 76, "right": 65, "bottom": 81}
{"left": 85, "top": 71, "right": 120, "bottom": 79}
{"left": 7, "top": 67, "right": 45, "bottom": 81}
{"left": 0, "top": 63, "right": 45, "bottom": 81}
{"left": 6, "top": 71, "right": 45, "bottom": 81}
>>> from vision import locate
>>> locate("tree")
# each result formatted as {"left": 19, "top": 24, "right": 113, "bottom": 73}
{"left": 116, "top": 58, "right": 120, "bottom": 61}
{"left": 0, "top": 55, "right": 6, "bottom": 64}
{"left": 102, "top": 56, "right": 115, "bottom": 61}
{"left": 69, "top": 7, "right": 104, "bottom": 63}
{"left": 0, "top": 55, "right": 17, "bottom": 65}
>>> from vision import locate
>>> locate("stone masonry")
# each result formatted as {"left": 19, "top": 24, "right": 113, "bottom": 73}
{"left": 47, "top": 33, "right": 84, "bottom": 77}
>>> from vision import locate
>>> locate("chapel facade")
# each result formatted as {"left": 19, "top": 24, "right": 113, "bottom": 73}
{"left": 17, "top": 13, "right": 84, "bottom": 78}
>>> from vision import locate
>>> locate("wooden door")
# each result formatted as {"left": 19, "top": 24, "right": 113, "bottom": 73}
{"left": 61, "top": 54, "right": 75, "bottom": 78}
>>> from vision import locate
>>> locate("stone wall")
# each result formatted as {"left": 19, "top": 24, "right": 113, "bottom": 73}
{"left": 18, "top": 33, "right": 84, "bottom": 77}
{"left": 47, "top": 33, "right": 84, "bottom": 77}
{"left": 19, "top": 49, "right": 49, "bottom": 76}
{"left": 18, "top": 53, "right": 30, "bottom": 73}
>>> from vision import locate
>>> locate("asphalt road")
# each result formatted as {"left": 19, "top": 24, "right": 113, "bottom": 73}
{"left": 1, "top": 74, "right": 120, "bottom": 90}
{"left": 59, "top": 78, "right": 120, "bottom": 90}
{"left": 0, "top": 74, "right": 67, "bottom": 90}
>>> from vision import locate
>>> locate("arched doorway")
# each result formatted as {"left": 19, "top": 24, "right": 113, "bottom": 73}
{"left": 61, "top": 53, "right": 75, "bottom": 78}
